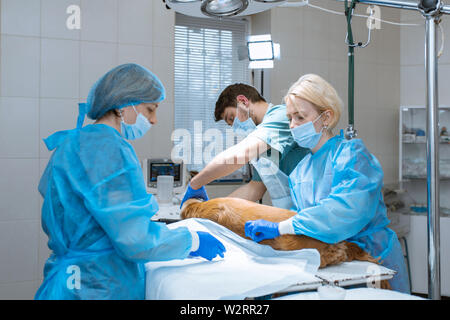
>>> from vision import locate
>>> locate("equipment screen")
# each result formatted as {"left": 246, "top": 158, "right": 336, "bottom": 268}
{"left": 150, "top": 163, "right": 181, "bottom": 182}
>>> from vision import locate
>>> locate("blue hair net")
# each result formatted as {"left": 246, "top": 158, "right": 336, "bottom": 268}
{"left": 77, "top": 63, "right": 166, "bottom": 128}
{"left": 44, "top": 64, "right": 165, "bottom": 150}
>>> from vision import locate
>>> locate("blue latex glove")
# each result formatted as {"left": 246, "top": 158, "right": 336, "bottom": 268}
{"left": 245, "top": 220, "right": 280, "bottom": 242}
{"left": 190, "top": 231, "right": 226, "bottom": 261}
{"left": 180, "top": 183, "right": 209, "bottom": 208}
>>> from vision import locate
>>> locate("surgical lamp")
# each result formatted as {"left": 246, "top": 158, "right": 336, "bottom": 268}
{"left": 201, "top": 0, "right": 249, "bottom": 17}
{"left": 247, "top": 34, "right": 280, "bottom": 69}
{"left": 253, "top": 0, "right": 285, "bottom": 2}
{"left": 167, "top": 0, "right": 250, "bottom": 17}
{"left": 165, "top": 0, "right": 291, "bottom": 18}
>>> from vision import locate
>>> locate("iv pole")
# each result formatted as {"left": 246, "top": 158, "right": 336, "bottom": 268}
{"left": 337, "top": 0, "right": 447, "bottom": 300}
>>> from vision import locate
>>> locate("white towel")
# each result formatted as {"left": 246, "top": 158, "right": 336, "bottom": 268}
{"left": 145, "top": 218, "right": 321, "bottom": 300}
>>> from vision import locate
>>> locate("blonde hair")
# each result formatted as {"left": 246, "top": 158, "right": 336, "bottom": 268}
{"left": 284, "top": 74, "right": 343, "bottom": 130}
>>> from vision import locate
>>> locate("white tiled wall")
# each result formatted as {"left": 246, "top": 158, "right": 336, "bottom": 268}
{"left": 0, "top": 97, "right": 40, "bottom": 158}
{"left": 1, "top": 0, "right": 40, "bottom": 37}
{"left": 80, "top": 0, "right": 118, "bottom": 43}
{"left": 40, "top": 38, "right": 80, "bottom": 99}
{"left": 400, "top": 9, "right": 450, "bottom": 107}
{"left": 1, "top": 35, "right": 41, "bottom": 97}
{"left": 0, "top": 0, "right": 175, "bottom": 299}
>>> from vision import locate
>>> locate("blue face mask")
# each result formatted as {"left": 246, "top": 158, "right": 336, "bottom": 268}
{"left": 120, "top": 105, "right": 152, "bottom": 140}
{"left": 291, "top": 113, "right": 326, "bottom": 149}
{"left": 232, "top": 106, "right": 256, "bottom": 136}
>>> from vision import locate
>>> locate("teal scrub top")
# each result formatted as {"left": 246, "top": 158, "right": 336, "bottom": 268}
{"left": 248, "top": 104, "right": 309, "bottom": 182}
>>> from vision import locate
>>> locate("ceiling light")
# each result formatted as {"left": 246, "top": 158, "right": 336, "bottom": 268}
{"left": 166, "top": 0, "right": 288, "bottom": 18}
{"left": 169, "top": 0, "right": 201, "bottom": 3}
{"left": 201, "top": 0, "right": 249, "bottom": 18}
{"left": 253, "top": 0, "right": 285, "bottom": 3}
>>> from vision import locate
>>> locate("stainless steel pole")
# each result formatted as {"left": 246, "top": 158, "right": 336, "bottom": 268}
{"left": 440, "top": 3, "right": 450, "bottom": 14}
{"left": 335, "top": 0, "right": 419, "bottom": 10}
{"left": 335, "top": 1, "right": 450, "bottom": 14}
{"left": 425, "top": 14, "right": 441, "bottom": 300}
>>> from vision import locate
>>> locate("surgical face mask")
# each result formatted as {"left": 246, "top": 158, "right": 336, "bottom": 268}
{"left": 291, "top": 113, "right": 326, "bottom": 149}
{"left": 120, "top": 105, "right": 152, "bottom": 140}
{"left": 232, "top": 105, "right": 256, "bottom": 137}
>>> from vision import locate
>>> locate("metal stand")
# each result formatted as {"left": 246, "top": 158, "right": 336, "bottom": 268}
{"left": 335, "top": 0, "right": 448, "bottom": 300}
{"left": 400, "top": 236, "right": 413, "bottom": 292}
{"left": 424, "top": 8, "right": 441, "bottom": 300}
{"left": 261, "top": 69, "right": 265, "bottom": 97}
{"left": 260, "top": 69, "right": 264, "bottom": 205}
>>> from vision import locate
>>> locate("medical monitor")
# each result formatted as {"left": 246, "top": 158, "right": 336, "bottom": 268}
{"left": 143, "top": 158, "right": 186, "bottom": 195}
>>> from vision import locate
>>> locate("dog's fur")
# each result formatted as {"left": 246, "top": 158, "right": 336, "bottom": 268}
{"left": 181, "top": 197, "right": 391, "bottom": 289}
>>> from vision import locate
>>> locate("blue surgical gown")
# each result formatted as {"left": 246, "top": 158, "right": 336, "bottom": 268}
{"left": 286, "top": 134, "right": 410, "bottom": 293}
{"left": 35, "top": 124, "right": 193, "bottom": 300}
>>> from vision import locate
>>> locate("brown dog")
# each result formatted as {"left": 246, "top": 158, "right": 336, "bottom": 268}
{"left": 181, "top": 197, "right": 384, "bottom": 271}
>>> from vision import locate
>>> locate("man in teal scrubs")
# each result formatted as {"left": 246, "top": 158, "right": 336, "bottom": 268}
{"left": 185, "top": 83, "right": 308, "bottom": 209}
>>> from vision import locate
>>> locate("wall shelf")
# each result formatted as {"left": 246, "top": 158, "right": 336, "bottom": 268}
{"left": 399, "top": 105, "right": 450, "bottom": 295}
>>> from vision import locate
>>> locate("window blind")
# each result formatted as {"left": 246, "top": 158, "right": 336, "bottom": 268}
{"left": 174, "top": 13, "right": 249, "bottom": 172}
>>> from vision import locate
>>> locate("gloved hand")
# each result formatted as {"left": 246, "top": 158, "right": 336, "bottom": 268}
{"left": 190, "top": 231, "right": 226, "bottom": 261}
{"left": 180, "top": 183, "right": 209, "bottom": 208}
{"left": 245, "top": 219, "right": 280, "bottom": 242}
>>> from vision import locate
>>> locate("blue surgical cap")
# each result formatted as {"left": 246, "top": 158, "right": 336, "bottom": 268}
{"left": 46, "top": 64, "right": 166, "bottom": 149}
{"left": 84, "top": 63, "right": 166, "bottom": 121}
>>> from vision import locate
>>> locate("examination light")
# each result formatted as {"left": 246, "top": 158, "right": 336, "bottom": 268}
{"left": 247, "top": 34, "right": 280, "bottom": 69}
{"left": 165, "top": 0, "right": 289, "bottom": 18}
{"left": 201, "top": 0, "right": 249, "bottom": 17}
{"left": 168, "top": 0, "right": 200, "bottom": 2}
{"left": 253, "top": 0, "right": 285, "bottom": 3}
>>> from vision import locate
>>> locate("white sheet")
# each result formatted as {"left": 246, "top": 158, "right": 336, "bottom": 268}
{"left": 145, "top": 218, "right": 321, "bottom": 300}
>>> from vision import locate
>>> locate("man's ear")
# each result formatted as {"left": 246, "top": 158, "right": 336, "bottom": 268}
{"left": 236, "top": 95, "right": 249, "bottom": 106}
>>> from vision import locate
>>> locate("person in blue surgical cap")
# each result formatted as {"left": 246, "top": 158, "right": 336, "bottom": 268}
{"left": 35, "top": 63, "right": 225, "bottom": 300}
{"left": 245, "top": 74, "right": 410, "bottom": 294}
